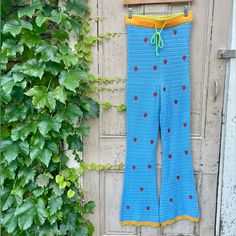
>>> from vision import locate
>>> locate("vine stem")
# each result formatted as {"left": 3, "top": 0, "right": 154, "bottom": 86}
{"left": 47, "top": 77, "right": 53, "bottom": 92}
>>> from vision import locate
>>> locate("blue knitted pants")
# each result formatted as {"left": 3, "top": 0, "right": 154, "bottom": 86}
{"left": 120, "top": 12, "right": 200, "bottom": 227}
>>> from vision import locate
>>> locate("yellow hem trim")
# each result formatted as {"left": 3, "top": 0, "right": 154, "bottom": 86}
{"left": 121, "top": 221, "right": 161, "bottom": 227}
{"left": 121, "top": 215, "right": 200, "bottom": 228}
{"left": 125, "top": 11, "right": 192, "bottom": 29}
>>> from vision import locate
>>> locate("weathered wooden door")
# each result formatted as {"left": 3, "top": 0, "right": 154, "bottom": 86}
{"left": 83, "top": 0, "right": 231, "bottom": 235}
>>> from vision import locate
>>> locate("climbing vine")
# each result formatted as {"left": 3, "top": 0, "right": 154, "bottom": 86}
{"left": 0, "top": 0, "right": 102, "bottom": 235}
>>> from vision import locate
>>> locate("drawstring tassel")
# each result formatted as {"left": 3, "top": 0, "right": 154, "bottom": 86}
{"left": 151, "top": 23, "right": 166, "bottom": 56}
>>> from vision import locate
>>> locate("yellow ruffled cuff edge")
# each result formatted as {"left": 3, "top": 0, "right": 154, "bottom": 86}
{"left": 120, "top": 215, "right": 200, "bottom": 228}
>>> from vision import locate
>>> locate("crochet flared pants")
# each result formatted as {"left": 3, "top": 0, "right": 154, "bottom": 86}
{"left": 120, "top": 12, "right": 200, "bottom": 227}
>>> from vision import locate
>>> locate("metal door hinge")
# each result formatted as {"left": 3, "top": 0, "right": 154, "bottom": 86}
{"left": 218, "top": 50, "right": 236, "bottom": 59}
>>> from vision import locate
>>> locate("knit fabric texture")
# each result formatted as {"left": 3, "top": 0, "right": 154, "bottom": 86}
{"left": 120, "top": 14, "right": 200, "bottom": 227}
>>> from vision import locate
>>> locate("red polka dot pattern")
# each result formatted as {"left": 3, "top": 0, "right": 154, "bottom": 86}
{"left": 153, "top": 92, "right": 158, "bottom": 97}
{"left": 153, "top": 65, "right": 158, "bottom": 71}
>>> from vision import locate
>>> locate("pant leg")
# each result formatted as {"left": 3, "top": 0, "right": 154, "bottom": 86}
{"left": 159, "top": 22, "right": 200, "bottom": 225}
{"left": 120, "top": 25, "right": 161, "bottom": 226}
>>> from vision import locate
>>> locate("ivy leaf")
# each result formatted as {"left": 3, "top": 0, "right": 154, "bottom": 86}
{"left": 0, "top": 167, "right": 15, "bottom": 185}
{"left": 45, "top": 62, "right": 62, "bottom": 76}
{"left": 36, "top": 173, "right": 50, "bottom": 187}
{"left": 15, "top": 198, "right": 46, "bottom": 230}
{"left": 66, "top": 0, "right": 89, "bottom": 17}
{"left": 29, "top": 146, "right": 41, "bottom": 161}
{"left": 4, "top": 103, "right": 27, "bottom": 122}
{"left": 4, "top": 143, "right": 19, "bottom": 163}
{"left": 38, "top": 116, "right": 61, "bottom": 135}
{"left": 1, "top": 75, "right": 14, "bottom": 95}
{"left": 60, "top": 103, "right": 83, "bottom": 125}
{"left": 14, "top": 199, "right": 34, "bottom": 217}
{"left": 36, "top": 42, "right": 58, "bottom": 62}
{"left": 35, "top": 198, "right": 47, "bottom": 225}
{"left": 102, "top": 101, "right": 111, "bottom": 110}
{"left": 48, "top": 196, "right": 63, "bottom": 216}
{"left": 2, "top": 140, "right": 28, "bottom": 163}
{"left": 18, "top": 141, "right": 30, "bottom": 156}
{"left": 12, "top": 71, "right": 25, "bottom": 82}
{"left": 83, "top": 98, "right": 99, "bottom": 119}
{"left": 11, "top": 124, "right": 37, "bottom": 141}
{"left": 46, "top": 142, "right": 59, "bottom": 154}
{"left": 39, "top": 148, "right": 52, "bottom": 167}
{"left": 75, "top": 124, "right": 90, "bottom": 136}
{"left": 18, "top": 167, "right": 36, "bottom": 186}
{"left": 3, "top": 20, "right": 21, "bottom": 37}
{"left": 67, "top": 189, "right": 75, "bottom": 198}
{"left": 67, "top": 135, "right": 83, "bottom": 151}
{"left": 52, "top": 86, "right": 67, "bottom": 104}
{"left": 59, "top": 70, "right": 85, "bottom": 92}
{"left": 77, "top": 227, "right": 89, "bottom": 236}
{"left": 2, "top": 39, "right": 24, "bottom": 57}
{"left": 49, "top": 183, "right": 64, "bottom": 196}
{"left": 52, "top": 29, "right": 68, "bottom": 42}
{"left": 1, "top": 208, "right": 17, "bottom": 233}
{"left": 25, "top": 86, "right": 56, "bottom": 110}
{"left": 18, "top": 210, "right": 34, "bottom": 230}
{"left": 50, "top": 10, "right": 61, "bottom": 24}
{"left": 1, "top": 188, "right": 12, "bottom": 211}
{"left": 20, "top": 20, "right": 33, "bottom": 31}
{"left": 117, "top": 104, "right": 126, "bottom": 111}
{"left": 58, "top": 53, "right": 78, "bottom": 67}
{"left": 83, "top": 201, "right": 95, "bottom": 214}
{"left": 22, "top": 59, "right": 45, "bottom": 78}
{"left": 36, "top": 15, "right": 48, "bottom": 27}
{"left": 30, "top": 147, "right": 52, "bottom": 166}
{"left": 30, "top": 135, "right": 45, "bottom": 149}
{"left": 21, "top": 30, "right": 41, "bottom": 48}
{"left": 18, "top": 0, "right": 42, "bottom": 18}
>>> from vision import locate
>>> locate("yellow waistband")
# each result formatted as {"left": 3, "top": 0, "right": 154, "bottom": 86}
{"left": 125, "top": 11, "right": 192, "bottom": 29}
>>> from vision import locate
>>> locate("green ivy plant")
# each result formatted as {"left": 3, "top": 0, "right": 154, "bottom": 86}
{"left": 0, "top": 0, "right": 100, "bottom": 235}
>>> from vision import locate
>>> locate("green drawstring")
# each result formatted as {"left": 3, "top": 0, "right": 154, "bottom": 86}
{"left": 150, "top": 22, "right": 166, "bottom": 56}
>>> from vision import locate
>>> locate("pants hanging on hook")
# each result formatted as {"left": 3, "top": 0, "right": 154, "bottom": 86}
{"left": 120, "top": 11, "right": 200, "bottom": 227}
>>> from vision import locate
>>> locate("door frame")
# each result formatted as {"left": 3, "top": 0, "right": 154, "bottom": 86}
{"left": 216, "top": 0, "right": 236, "bottom": 235}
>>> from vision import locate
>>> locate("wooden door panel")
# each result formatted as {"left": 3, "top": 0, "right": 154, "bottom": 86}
{"left": 83, "top": 0, "right": 231, "bottom": 235}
